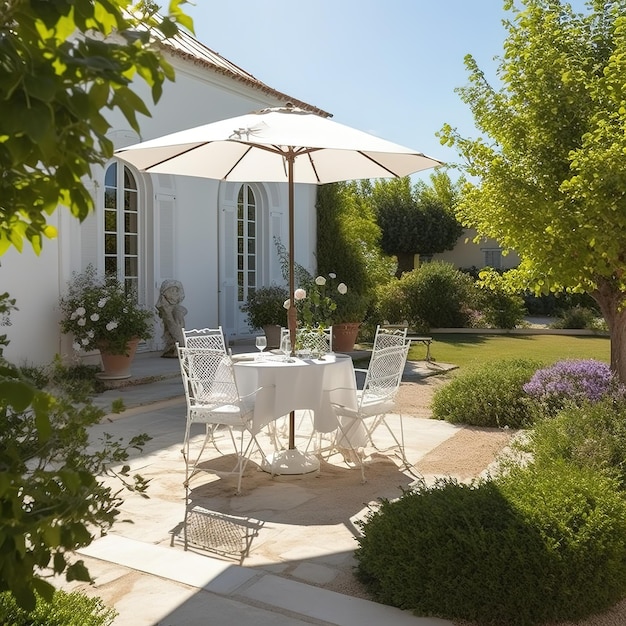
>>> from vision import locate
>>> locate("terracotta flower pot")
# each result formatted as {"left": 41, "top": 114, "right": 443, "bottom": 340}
{"left": 332, "top": 322, "right": 361, "bottom": 353}
{"left": 97, "top": 338, "right": 140, "bottom": 380}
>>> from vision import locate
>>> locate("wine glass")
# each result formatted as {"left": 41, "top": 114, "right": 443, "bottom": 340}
{"left": 255, "top": 335, "right": 267, "bottom": 358}
{"left": 280, "top": 334, "right": 291, "bottom": 359}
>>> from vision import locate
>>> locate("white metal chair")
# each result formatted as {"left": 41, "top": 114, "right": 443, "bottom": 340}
{"left": 330, "top": 340, "right": 412, "bottom": 481}
{"left": 372, "top": 324, "right": 408, "bottom": 351}
{"left": 182, "top": 326, "right": 227, "bottom": 352}
{"left": 276, "top": 326, "right": 333, "bottom": 450}
{"left": 177, "top": 345, "right": 265, "bottom": 495}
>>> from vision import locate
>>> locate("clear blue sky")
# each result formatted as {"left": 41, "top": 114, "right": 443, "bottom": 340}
{"left": 182, "top": 1, "right": 511, "bottom": 179}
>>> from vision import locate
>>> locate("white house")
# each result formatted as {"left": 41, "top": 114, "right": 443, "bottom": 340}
{"left": 1, "top": 28, "right": 329, "bottom": 367}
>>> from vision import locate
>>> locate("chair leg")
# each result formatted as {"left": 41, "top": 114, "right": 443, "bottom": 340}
{"left": 329, "top": 417, "right": 367, "bottom": 483}
{"left": 365, "top": 413, "right": 409, "bottom": 468}
{"left": 184, "top": 423, "right": 215, "bottom": 487}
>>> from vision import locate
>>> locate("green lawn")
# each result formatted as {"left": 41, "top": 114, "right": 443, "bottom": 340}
{"left": 410, "top": 333, "right": 610, "bottom": 371}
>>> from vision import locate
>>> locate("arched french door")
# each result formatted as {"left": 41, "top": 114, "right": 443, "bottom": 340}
{"left": 219, "top": 181, "right": 284, "bottom": 340}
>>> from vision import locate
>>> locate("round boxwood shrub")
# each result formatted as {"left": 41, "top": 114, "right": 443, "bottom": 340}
{"left": 431, "top": 358, "right": 542, "bottom": 428}
{"left": 476, "top": 285, "right": 527, "bottom": 329}
{"left": 355, "top": 461, "right": 626, "bottom": 625}
{"left": 401, "top": 261, "right": 476, "bottom": 330}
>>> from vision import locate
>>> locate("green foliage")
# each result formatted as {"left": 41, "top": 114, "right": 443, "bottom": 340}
{"left": 475, "top": 268, "right": 527, "bottom": 329}
{"left": 355, "top": 462, "right": 626, "bottom": 625}
{"left": 431, "top": 358, "right": 542, "bottom": 428}
{"left": 19, "top": 357, "right": 102, "bottom": 399}
{"left": 295, "top": 273, "right": 369, "bottom": 326}
{"left": 0, "top": 589, "right": 116, "bottom": 626}
{"left": 241, "top": 284, "right": 288, "bottom": 329}
{"left": 369, "top": 172, "right": 463, "bottom": 276}
{"left": 523, "top": 290, "right": 599, "bottom": 316}
{"left": 372, "top": 279, "right": 407, "bottom": 327}
{"left": 0, "top": 292, "right": 17, "bottom": 354}
{"left": 438, "top": 0, "right": 626, "bottom": 378}
{"left": 550, "top": 305, "right": 607, "bottom": 330}
{"left": 316, "top": 182, "right": 390, "bottom": 294}
{"left": 476, "top": 287, "right": 527, "bottom": 329}
{"left": 520, "top": 398, "right": 626, "bottom": 488}
{"left": 0, "top": 0, "right": 192, "bottom": 255}
{"left": 393, "top": 261, "right": 475, "bottom": 331}
{"left": 0, "top": 301, "right": 151, "bottom": 610}
{"left": 59, "top": 265, "right": 154, "bottom": 355}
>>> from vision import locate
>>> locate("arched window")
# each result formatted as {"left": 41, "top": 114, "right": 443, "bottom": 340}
{"left": 104, "top": 162, "right": 140, "bottom": 294}
{"left": 237, "top": 184, "right": 258, "bottom": 307}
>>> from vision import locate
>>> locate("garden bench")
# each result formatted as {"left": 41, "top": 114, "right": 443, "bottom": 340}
{"left": 408, "top": 335, "right": 433, "bottom": 361}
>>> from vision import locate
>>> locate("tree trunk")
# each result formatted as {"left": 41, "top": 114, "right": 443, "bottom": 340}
{"left": 591, "top": 278, "right": 626, "bottom": 382}
{"left": 395, "top": 252, "right": 416, "bottom": 278}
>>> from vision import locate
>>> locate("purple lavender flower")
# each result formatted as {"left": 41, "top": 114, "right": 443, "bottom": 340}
{"left": 524, "top": 359, "right": 624, "bottom": 415}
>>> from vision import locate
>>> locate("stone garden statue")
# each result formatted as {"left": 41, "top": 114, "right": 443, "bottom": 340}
{"left": 156, "top": 279, "right": 187, "bottom": 358}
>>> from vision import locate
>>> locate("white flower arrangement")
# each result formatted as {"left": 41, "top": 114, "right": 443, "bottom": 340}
{"left": 59, "top": 265, "right": 153, "bottom": 355}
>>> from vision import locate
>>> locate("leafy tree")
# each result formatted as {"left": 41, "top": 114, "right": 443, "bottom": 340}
{"left": 0, "top": 0, "right": 192, "bottom": 255}
{"left": 316, "top": 181, "right": 394, "bottom": 292}
{"left": 369, "top": 172, "right": 464, "bottom": 277}
{"left": 0, "top": 0, "right": 191, "bottom": 610}
{"left": 439, "top": 0, "right": 626, "bottom": 380}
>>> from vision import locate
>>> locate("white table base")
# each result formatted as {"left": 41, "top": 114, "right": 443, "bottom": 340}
{"left": 263, "top": 448, "right": 320, "bottom": 475}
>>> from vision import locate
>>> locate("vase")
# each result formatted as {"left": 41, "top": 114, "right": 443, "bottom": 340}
{"left": 97, "top": 338, "right": 140, "bottom": 380}
{"left": 332, "top": 322, "right": 361, "bottom": 353}
{"left": 262, "top": 324, "right": 283, "bottom": 349}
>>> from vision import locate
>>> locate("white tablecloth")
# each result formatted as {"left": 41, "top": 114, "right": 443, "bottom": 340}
{"left": 233, "top": 353, "right": 358, "bottom": 434}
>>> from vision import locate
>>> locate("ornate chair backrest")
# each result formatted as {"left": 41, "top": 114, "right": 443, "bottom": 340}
{"left": 182, "top": 327, "right": 227, "bottom": 352}
{"left": 177, "top": 345, "right": 239, "bottom": 407}
{"left": 360, "top": 341, "right": 411, "bottom": 407}
{"left": 373, "top": 325, "right": 408, "bottom": 352}
{"left": 296, "top": 327, "right": 332, "bottom": 355}
{"left": 280, "top": 326, "right": 333, "bottom": 355}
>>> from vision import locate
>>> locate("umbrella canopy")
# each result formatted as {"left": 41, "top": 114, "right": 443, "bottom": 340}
{"left": 116, "top": 104, "right": 443, "bottom": 183}
{"left": 116, "top": 104, "right": 442, "bottom": 453}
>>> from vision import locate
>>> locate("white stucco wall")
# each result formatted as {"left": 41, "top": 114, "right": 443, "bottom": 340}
{"left": 1, "top": 44, "right": 319, "bottom": 366}
{"left": 0, "top": 215, "right": 62, "bottom": 365}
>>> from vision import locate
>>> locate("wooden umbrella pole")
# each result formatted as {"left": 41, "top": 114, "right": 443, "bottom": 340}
{"left": 287, "top": 153, "right": 296, "bottom": 450}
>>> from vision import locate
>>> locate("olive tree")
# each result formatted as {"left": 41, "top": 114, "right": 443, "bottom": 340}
{"left": 0, "top": 0, "right": 191, "bottom": 609}
{"left": 439, "top": 0, "right": 626, "bottom": 379}
{"left": 370, "top": 172, "right": 464, "bottom": 277}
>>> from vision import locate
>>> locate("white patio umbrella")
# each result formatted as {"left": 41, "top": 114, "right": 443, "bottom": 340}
{"left": 116, "top": 104, "right": 442, "bottom": 471}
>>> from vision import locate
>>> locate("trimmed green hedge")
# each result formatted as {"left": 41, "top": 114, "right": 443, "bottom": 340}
{"left": 431, "top": 358, "right": 542, "bottom": 428}
{"left": 355, "top": 461, "right": 626, "bottom": 625}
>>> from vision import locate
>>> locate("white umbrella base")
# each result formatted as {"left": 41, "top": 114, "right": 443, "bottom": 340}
{"left": 262, "top": 449, "right": 320, "bottom": 475}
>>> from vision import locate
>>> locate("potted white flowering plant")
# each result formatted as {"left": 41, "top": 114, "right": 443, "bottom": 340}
{"left": 59, "top": 265, "right": 154, "bottom": 377}
{"left": 289, "top": 272, "right": 369, "bottom": 351}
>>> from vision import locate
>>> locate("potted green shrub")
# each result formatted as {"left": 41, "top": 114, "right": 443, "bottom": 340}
{"left": 241, "top": 285, "right": 289, "bottom": 348}
{"left": 59, "top": 265, "right": 154, "bottom": 379}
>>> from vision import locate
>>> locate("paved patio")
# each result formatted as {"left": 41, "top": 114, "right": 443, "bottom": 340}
{"left": 56, "top": 347, "right": 459, "bottom": 625}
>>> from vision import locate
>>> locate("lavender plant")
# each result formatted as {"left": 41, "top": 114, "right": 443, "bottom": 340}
{"left": 523, "top": 359, "right": 625, "bottom": 416}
